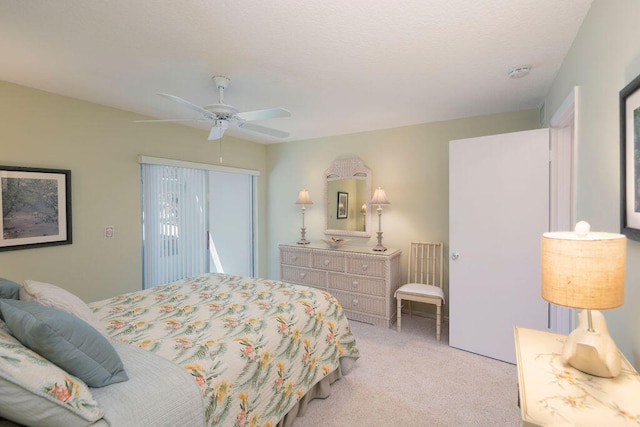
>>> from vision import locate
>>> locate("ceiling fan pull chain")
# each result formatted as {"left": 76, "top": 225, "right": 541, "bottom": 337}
{"left": 219, "top": 137, "right": 223, "bottom": 164}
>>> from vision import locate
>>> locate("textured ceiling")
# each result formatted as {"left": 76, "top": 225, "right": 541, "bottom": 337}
{"left": 0, "top": 0, "right": 593, "bottom": 144}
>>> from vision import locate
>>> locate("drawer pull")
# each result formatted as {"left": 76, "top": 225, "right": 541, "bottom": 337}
{"left": 292, "top": 256, "right": 297, "bottom": 262}
{"left": 324, "top": 259, "right": 330, "bottom": 266}
{"left": 300, "top": 272, "right": 306, "bottom": 278}
{"left": 361, "top": 264, "right": 368, "bottom": 270}
{"left": 352, "top": 298, "right": 359, "bottom": 306}
{"left": 352, "top": 280, "right": 358, "bottom": 288}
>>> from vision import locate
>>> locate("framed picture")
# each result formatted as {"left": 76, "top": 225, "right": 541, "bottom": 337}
{"left": 620, "top": 73, "right": 640, "bottom": 241}
{"left": 337, "top": 191, "right": 348, "bottom": 219}
{"left": 0, "top": 166, "right": 72, "bottom": 251}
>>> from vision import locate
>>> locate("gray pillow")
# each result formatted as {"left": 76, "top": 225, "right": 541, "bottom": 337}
{"left": 0, "top": 278, "right": 20, "bottom": 300}
{"left": 0, "top": 299, "right": 128, "bottom": 387}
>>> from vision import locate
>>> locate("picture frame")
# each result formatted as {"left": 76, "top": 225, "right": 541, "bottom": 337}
{"left": 0, "top": 166, "right": 72, "bottom": 251}
{"left": 337, "top": 191, "right": 348, "bottom": 219}
{"left": 620, "top": 73, "right": 640, "bottom": 241}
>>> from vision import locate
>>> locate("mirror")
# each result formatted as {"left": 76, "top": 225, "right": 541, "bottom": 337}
{"left": 324, "top": 158, "right": 371, "bottom": 237}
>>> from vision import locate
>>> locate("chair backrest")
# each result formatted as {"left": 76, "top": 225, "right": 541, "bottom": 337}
{"left": 407, "top": 241, "right": 443, "bottom": 289}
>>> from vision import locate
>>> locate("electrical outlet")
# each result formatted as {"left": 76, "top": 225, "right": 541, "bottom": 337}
{"left": 105, "top": 226, "right": 114, "bottom": 238}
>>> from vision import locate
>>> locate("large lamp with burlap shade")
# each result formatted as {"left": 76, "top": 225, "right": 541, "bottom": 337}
{"left": 541, "top": 221, "right": 626, "bottom": 377}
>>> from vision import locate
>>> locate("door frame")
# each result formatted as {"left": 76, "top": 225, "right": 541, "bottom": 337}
{"left": 548, "top": 86, "right": 579, "bottom": 333}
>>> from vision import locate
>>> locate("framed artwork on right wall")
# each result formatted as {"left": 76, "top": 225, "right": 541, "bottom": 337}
{"left": 620, "top": 72, "right": 640, "bottom": 241}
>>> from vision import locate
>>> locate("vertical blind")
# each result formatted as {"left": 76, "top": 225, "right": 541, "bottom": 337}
{"left": 141, "top": 164, "right": 207, "bottom": 288}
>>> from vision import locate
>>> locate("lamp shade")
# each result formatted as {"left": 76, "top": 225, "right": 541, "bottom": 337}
{"left": 541, "top": 223, "right": 626, "bottom": 310}
{"left": 370, "top": 187, "right": 390, "bottom": 205}
{"left": 296, "top": 189, "right": 313, "bottom": 205}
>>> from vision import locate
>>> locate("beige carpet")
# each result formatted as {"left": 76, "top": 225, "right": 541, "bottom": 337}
{"left": 294, "top": 315, "right": 521, "bottom": 427}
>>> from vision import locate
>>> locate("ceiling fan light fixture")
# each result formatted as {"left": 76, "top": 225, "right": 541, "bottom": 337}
{"left": 508, "top": 65, "right": 532, "bottom": 79}
{"left": 208, "top": 119, "right": 229, "bottom": 140}
{"left": 214, "top": 119, "right": 229, "bottom": 129}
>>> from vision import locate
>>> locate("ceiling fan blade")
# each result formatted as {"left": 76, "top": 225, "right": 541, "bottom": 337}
{"left": 238, "top": 122, "right": 289, "bottom": 138}
{"left": 157, "top": 93, "right": 215, "bottom": 120}
{"left": 236, "top": 107, "right": 291, "bottom": 122}
{"left": 134, "top": 118, "right": 208, "bottom": 123}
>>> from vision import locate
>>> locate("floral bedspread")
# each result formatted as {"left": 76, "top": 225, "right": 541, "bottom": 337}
{"left": 90, "top": 273, "right": 360, "bottom": 427}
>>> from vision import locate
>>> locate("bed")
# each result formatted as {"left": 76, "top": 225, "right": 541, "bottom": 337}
{"left": 0, "top": 273, "right": 360, "bottom": 426}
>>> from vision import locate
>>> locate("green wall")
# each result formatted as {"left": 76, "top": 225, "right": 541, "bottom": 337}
{"left": 0, "top": 81, "right": 268, "bottom": 302}
{"left": 543, "top": 0, "right": 640, "bottom": 366}
{"left": 265, "top": 108, "right": 541, "bottom": 317}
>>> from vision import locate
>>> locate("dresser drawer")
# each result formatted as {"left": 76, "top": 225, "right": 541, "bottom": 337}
{"left": 330, "top": 290, "right": 386, "bottom": 316}
{"left": 328, "top": 273, "right": 386, "bottom": 297}
{"left": 280, "top": 248, "right": 311, "bottom": 267}
{"left": 346, "top": 257, "right": 387, "bottom": 277}
{"left": 312, "top": 252, "right": 345, "bottom": 272}
{"left": 281, "top": 266, "right": 326, "bottom": 288}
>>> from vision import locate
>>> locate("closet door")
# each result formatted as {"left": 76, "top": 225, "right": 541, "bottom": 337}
{"left": 449, "top": 129, "right": 549, "bottom": 363}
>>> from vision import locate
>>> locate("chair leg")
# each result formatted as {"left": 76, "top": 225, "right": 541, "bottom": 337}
{"left": 397, "top": 297, "right": 402, "bottom": 332}
{"left": 436, "top": 304, "right": 442, "bottom": 342}
{"left": 408, "top": 300, "right": 412, "bottom": 317}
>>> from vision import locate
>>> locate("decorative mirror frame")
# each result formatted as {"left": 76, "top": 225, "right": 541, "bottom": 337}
{"left": 324, "top": 158, "right": 372, "bottom": 237}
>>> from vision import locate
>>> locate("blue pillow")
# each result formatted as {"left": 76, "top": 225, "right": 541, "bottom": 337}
{"left": 0, "top": 278, "right": 20, "bottom": 300}
{"left": 0, "top": 299, "right": 128, "bottom": 387}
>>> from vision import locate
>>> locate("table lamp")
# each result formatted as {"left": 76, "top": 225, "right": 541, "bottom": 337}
{"left": 541, "top": 221, "right": 626, "bottom": 377}
{"left": 296, "top": 189, "right": 313, "bottom": 244}
{"left": 370, "top": 187, "right": 390, "bottom": 252}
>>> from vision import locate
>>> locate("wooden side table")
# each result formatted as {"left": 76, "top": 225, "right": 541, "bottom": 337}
{"left": 514, "top": 326, "right": 640, "bottom": 426}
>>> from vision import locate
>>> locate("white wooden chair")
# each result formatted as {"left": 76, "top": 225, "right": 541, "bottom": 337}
{"left": 395, "top": 241, "right": 445, "bottom": 341}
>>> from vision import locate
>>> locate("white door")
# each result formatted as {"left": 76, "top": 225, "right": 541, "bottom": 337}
{"left": 449, "top": 128, "right": 550, "bottom": 363}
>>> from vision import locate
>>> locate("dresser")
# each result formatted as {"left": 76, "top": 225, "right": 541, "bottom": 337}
{"left": 279, "top": 243, "right": 401, "bottom": 327}
{"left": 514, "top": 326, "right": 640, "bottom": 426}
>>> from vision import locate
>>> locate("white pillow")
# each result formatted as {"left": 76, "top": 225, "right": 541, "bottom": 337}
{"left": 0, "top": 320, "right": 104, "bottom": 426}
{"left": 20, "top": 280, "right": 111, "bottom": 338}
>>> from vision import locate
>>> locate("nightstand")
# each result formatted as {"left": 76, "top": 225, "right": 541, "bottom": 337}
{"left": 514, "top": 326, "right": 640, "bottom": 426}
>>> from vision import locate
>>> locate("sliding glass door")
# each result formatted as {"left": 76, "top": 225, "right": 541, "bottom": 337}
{"left": 140, "top": 157, "right": 257, "bottom": 289}
{"left": 208, "top": 171, "right": 254, "bottom": 277}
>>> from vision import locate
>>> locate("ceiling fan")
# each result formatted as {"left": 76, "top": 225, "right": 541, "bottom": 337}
{"left": 138, "top": 76, "right": 290, "bottom": 140}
